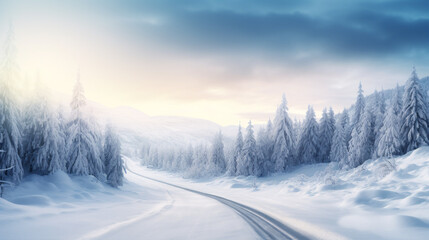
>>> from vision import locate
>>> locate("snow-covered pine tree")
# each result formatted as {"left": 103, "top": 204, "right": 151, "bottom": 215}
{"left": 161, "top": 147, "right": 174, "bottom": 170}
{"left": 358, "top": 106, "right": 375, "bottom": 160}
{"left": 246, "top": 121, "right": 260, "bottom": 176}
{"left": 54, "top": 107, "right": 67, "bottom": 172}
{"left": 400, "top": 68, "right": 429, "bottom": 153}
{"left": 342, "top": 110, "right": 352, "bottom": 149}
{"left": 67, "top": 73, "right": 101, "bottom": 176}
{"left": 236, "top": 134, "right": 250, "bottom": 175}
{"left": 376, "top": 85, "right": 403, "bottom": 158}
{"left": 227, "top": 124, "right": 243, "bottom": 176}
{"left": 147, "top": 146, "right": 158, "bottom": 168}
{"left": 328, "top": 108, "right": 336, "bottom": 160}
{"left": 376, "top": 101, "right": 401, "bottom": 158}
{"left": 47, "top": 109, "right": 66, "bottom": 173}
{"left": 347, "top": 83, "right": 366, "bottom": 151}
{"left": 169, "top": 148, "right": 177, "bottom": 170}
{"left": 160, "top": 147, "right": 170, "bottom": 169}
{"left": 293, "top": 118, "right": 302, "bottom": 149}
{"left": 171, "top": 148, "right": 184, "bottom": 172}
{"left": 156, "top": 147, "right": 165, "bottom": 169}
{"left": 237, "top": 121, "right": 258, "bottom": 176}
{"left": 0, "top": 25, "right": 23, "bottom": 184}
{"left": 256, "top": 121, "right": 274, "bottom": 176}
{"left": 266, "top": 119, "right": 274, "bottom": 137}
{"left": 374, "top": 91, "right": 386, "bottom": 132}
{"left": 372, "top": 91, "right": 386, "bottom": 155}
{"left": 88, "top": 117, "right": 104, "bottom": 179}
{"left": 318, "top": 108, "right": 335, "bottom": 163}
{"left": 181, "top": 145, "right": 194, "bottom": 171}
{"left": 347, "top": 83, "right": 367, "bottom": 168}
{"left": 266, "top": 119, "right": 276, "bottom": 172}
{"left": 340, "top": 109, "right": 350, "bottom": 130}
{"left": 23, "top": 92, "right": 65, "bottom": 175}
{"left": 348, "top": 105, "right": 375, "bottom": 168}
{"left": 208, "top": 131, "right": 226, "bottom": 176}
{"left": 140, "top": 142, "right": 151, "bottom": 165}
{"left": 256, "top": 127, "right": 267, "bottom": 175}
{"left": 22, "top": 96, "right": 45, "bottom": 173}
{"left": 374, "top": 86, "right": 402, "bottom": 158}
{"left": 103, "top": 125, "right": 124, "bottom": 187}
{"left": 21, "top": 98, "right": 35, "bottom": 170}
{"left": 297, "top": 106, "right": 319, "bottom": 164}
{"left": 351, "top": 83, "right": 365, "bottom": 128}
{"left": 330, "top": 110, "right": 349, "bottom": 165}
{"left": 392, "top": 84, "right": 403, "bottom": 117}
{"left": 0, "top": 86, "right": 23, "bottom": 183}
{"left": 329, "top": 108, "right": 336, "bottom": 129}
{"left": 272, "top": 94, "right": 295, "bottom": 171}
{"left": 187, "top": 144, "right": 209, "bottom": 178}
{"left": 347, "top": 127, "right": 360, "bottom": 169}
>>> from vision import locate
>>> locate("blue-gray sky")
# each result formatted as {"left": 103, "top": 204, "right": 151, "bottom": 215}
{"left": 0, "top": 0, "right": 428, "bottom": 124}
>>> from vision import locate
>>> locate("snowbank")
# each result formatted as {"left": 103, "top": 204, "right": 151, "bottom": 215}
{"left": 0, "top": 171, "right": 170, "bottom": 239}
{"left": 0, "top": 168, "right": 258, "bottom": 240}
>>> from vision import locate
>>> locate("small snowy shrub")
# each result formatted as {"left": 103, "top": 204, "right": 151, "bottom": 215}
{"left": 323, "top": 175, "right": 338, "bottom": 186}
{"left": 377, "top": 158, "right": 397, "bottom": 178}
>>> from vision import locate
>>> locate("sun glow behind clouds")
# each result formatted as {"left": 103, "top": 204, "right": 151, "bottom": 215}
{"left": 1, "top": 0, "right": 428, "bottom": 125}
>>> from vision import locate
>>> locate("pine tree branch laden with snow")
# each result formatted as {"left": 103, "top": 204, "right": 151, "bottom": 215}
{"left": 318, "top": 108, "right": 335, "bottom": 163}
{"left": 331, "top": 110, "right": 349, "bottom": 166}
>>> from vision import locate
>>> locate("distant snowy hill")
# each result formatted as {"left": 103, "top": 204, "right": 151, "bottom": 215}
{"left": 53, "top": 90, "right": 259, "bottom": 156}
{"left": 86, "top": 104, "right": 240, "bottom": 156}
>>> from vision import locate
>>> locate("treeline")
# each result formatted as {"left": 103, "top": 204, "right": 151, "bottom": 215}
{"left": 0, "top": 29, "right": 124, "bottom": 188}
{"left": 142, "top": 68, "right": 429, "bottom": 178}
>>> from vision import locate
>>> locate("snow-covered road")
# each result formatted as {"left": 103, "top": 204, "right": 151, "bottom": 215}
{"left": 1, "top": 162, "right": 257, "bottom": 239}
{"left": 127, "top": 165, "right": 310, "bottom": 240}
{"left": 93, "top": 165, "right": 259, "bottom": 240}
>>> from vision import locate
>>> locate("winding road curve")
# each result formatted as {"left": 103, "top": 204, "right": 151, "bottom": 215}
{"left": 127, "top": 166, "right": 311, "bottom": 240}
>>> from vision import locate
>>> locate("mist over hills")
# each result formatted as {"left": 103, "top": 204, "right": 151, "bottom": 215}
{"left": 87, "top": 76, "right": 429, "bottom": 156}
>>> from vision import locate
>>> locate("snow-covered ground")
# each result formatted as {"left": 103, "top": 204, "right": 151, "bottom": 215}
{"left": 0, "top": 168, "right": 256, "bottom": 239}
{"left": 1, "top": 147, "right": 429, "bottom": 240}
{"left": 128, "top": 147, "right": 429, "bottom": 240}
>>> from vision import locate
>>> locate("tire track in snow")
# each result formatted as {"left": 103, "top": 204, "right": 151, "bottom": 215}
{"left": 77, "top": 193, "right": 174, "bottom": 240}
{"left": 127, "top": 166, "right": 311, "bottom": 240}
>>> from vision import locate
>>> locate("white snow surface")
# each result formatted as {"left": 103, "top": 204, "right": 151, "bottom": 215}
{"left": 131, "top": 147, "right": 429, "bottom": 240}
{"left": 0, "top": 167, "right": 256, "bottom": 239}
{"left": 1, "top": 147, "right": 429, "bottom": 239}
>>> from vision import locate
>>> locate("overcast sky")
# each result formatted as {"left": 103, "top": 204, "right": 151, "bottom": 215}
{"left": 0, "top": 0, "right": 428, "bottom": 125}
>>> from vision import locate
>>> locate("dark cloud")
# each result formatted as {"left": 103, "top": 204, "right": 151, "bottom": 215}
{"left": 10, "top": 0, "right": 423, "bottom": 64}
{"left": 368, "top": 0, "right": 429, "bottom": 16}
{"left": 4, "top": 0, "right": 428, "bottom": 62}
{"left": 104, "top": 0, "right": 429, "bottom": 64}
